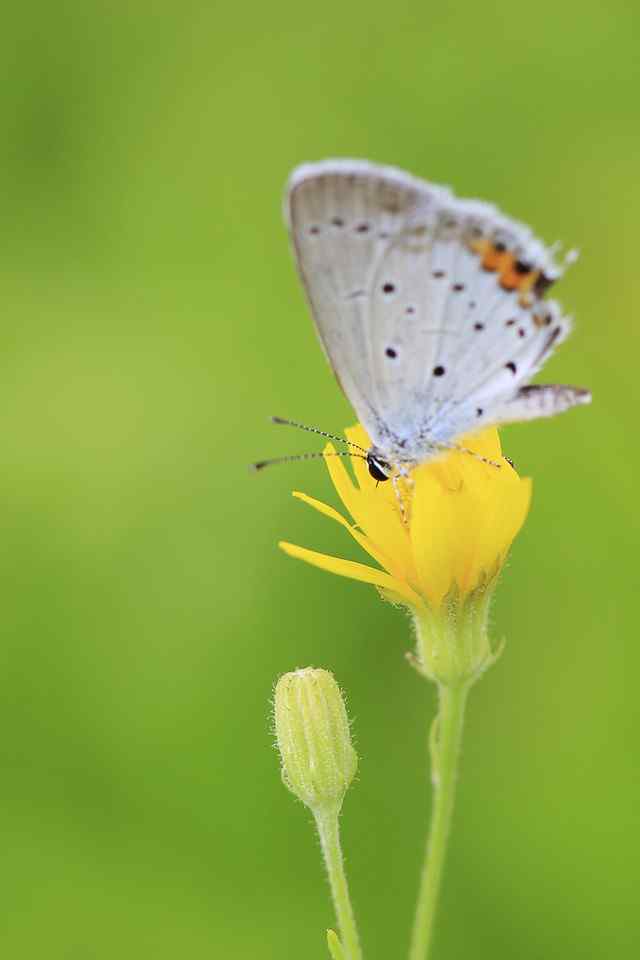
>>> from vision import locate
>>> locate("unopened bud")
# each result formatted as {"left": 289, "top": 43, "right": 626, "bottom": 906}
{"left": 274, "top": 668, "right": 357, "bottom": 813}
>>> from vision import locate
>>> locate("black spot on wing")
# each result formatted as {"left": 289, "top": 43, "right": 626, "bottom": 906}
{"left": 533, "top": 272, "right": 555, "bottom": 297}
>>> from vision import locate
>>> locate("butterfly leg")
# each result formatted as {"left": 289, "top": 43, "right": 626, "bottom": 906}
{"left": 392, "top": 466, "right": 417, "bottom": 525}
{"left": 391, "top": 474, "right": 409, "bottom": 525}
{"left": 435, "top": 442, "right": 502, "bottom": 469}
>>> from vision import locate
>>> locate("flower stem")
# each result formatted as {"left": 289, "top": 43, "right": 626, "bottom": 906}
{"left": 409, "top": 682, "right": 470, "bottom": 960}
{"left": 315, "top": 805, "right": 363, "bottom": 960}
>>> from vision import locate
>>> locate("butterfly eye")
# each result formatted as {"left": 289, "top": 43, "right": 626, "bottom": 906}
{"left": 367, "top": 455, "right": 391, "bottom": 482}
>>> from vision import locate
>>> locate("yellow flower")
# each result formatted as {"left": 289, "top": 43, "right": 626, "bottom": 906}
{"left": 280, "top": 424, "right": 531, "bottom": 615}
{"left": 280, "top": 424, "right": 531, "bottom": 684}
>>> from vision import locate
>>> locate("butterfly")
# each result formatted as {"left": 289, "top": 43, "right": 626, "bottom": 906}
{"left": 284, "top": 159, "right": 590, "bottom": 481}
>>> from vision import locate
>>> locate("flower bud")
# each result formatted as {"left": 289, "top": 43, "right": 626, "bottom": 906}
{"left": 274, "top": 668, "right": 357, "bottom": 813}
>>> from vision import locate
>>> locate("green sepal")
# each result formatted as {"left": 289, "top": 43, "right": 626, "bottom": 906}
{"left": 412, "top": 566, "right": 502, "bottom": 687}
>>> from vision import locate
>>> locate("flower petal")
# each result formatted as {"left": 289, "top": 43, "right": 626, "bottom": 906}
{"left": 343, "top": 424, "right": 373, "bottom": 490}
{"left": 323, "top": 443, "right": 418, "bottom": 586}
{"left": 457, "top": 426, "right": 503, "bottom": 460}
{"left": 458, "top": 476, "right": 532, "bottom": 592}
{"left": 279, "top": 541, "right": 424, "bottom": 609}
{"left": 344, "top": 423, "right": 371, "bottom": 452}
{"left": 291, "top": 490, "right": 399, "bottom": 574}
{"left": 410, "top": 469, "right": 468, "bottom": 606}
{"left": 411, "top": 450, "right": 532, "bottom": 606}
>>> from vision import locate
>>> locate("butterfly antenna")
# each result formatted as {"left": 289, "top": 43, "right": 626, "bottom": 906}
{"left": 252, "top": 450, "right": 367, "bottom": 472}
{"left": 270, "top": 416, "right": 368, "bottom": 453}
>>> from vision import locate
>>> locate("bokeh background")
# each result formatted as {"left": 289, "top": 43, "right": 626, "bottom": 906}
{"left": 2, "top": 3, "right": 638, "bottom": 958}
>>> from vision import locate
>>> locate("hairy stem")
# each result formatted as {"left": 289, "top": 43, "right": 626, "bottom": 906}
{"left": 409, "top": 683, "right": 470, "bottom": 960}
{"left": 315, "top": 806, "right": 363, "bottom": 960}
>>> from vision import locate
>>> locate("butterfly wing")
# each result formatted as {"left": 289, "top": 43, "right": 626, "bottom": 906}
{"left": 477, "top": 383, "right": 591, "bottom": 426}
{"left": 287, "top": 160, "right": 450, "bottom": 447}
{"left": 286, "top": 160, "right": 590, "bottom": 459}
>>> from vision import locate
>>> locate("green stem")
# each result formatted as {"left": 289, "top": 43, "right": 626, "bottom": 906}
{"left": 409, "top": 682, "right": 470, "bottom": 960}
{"left": 315, "top": 806, "right": 363, "bottom": 960}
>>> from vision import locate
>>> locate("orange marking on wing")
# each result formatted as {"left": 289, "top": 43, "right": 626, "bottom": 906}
{"left": 470, "top": 242, "right": 545, "bottom": 306}
{"left": 471, "top": 238, "right": 506, "bottom": 271}
{"left": 482, "top": 245, "right": 510, "bottom": 272}
{"left": 500, "top": 259, "right": 540, "bottom": 293}
{"left": 499, "top": 254, "right": 520, "bottom": 291}
{"left": 470, "top": 238, "right": 489, "bottom": 256}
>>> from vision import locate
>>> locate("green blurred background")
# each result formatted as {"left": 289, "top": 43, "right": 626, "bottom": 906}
{"left": 1, "top": 3, "right": 637, "bottom": 957}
